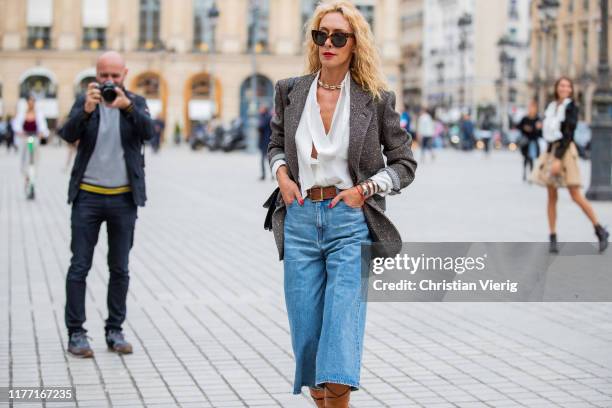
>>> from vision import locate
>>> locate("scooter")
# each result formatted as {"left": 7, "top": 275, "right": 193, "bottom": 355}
{"left": 25, "top": 135, "right": 36, "bottom": 200}
{"left": 189, "top": 123, "right": 208, "bottom": 151}
{"left": 220, "top": 118, "right": 247, "bottom": 152}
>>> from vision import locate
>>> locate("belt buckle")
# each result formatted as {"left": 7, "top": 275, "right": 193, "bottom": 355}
{"left": 310, "top": 187, "right": 324, "bottom": 202}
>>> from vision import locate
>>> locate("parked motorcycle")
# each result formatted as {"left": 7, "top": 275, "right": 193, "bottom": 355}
{"left": 220, "top": 118, "right": 247, "bottom": 152}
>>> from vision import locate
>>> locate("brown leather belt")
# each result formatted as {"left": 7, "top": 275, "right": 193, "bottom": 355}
{"left": 306, "top": 186, "right": 338, "bottom": 202}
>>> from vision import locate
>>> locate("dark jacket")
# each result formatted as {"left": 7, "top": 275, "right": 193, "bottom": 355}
{"left": 59, "top": 90, "right": 154, "bottom": 206}
{"left": 518, "top": 116, "right": 542, "bottom": 142}
{"left": 547, "top": 100, "right": 578, "bottom": 159}
{"left": 258, "top": 110, "right": 272, "bottom": 152}
{"left": 265, "top": 73, "right": 417, "bottom": 260}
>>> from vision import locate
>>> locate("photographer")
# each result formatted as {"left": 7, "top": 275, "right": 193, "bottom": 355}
{"left": 60, "top": 51, "right": 153, "bottom": 358}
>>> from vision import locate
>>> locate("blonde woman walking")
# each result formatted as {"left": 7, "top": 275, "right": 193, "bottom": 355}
{"left": 266, "top": 1, "right": 417, "bottom": 406}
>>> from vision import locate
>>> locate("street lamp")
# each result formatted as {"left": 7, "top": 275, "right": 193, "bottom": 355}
{"left": 586, "top": 0, "right": 612, "bottom": 200}
{"left": 208, "top": 2, "right": 220, "bottom": 53}
{"left": 208, "top": 1, "right": 220, "bottom": 116}
{"left": 497, "top": 35, "right": 519, "bottom": 135}
{"left": 536, "top": 0, "right": 559, "bottom": 108}
{"left": 246, "top": 0, "right": 262, "bottom": 154}
{"left": 457, "top": 12, "right": 472, "bottom": 113}
{"left": 537, "top": 0, "right": 560, "bottom": 24}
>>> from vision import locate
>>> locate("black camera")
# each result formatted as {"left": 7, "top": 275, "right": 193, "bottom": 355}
{"left": 98, "top": 81, "right": 117, "bottom": 103}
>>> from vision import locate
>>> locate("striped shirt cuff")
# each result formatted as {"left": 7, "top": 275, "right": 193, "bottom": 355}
{"left": 269, "top": 153, "right": 286, "bottom": 169}
{"left": 376, "top": 167, "right": 402, "bottom": 196}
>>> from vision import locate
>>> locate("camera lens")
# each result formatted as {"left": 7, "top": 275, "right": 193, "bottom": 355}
{"left": 101, "top": 81, "right": 117, "bottom": 103}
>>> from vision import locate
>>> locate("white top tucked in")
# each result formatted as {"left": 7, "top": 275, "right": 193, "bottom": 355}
{"left": 543, "top": 98, "right": 572, "bottom": 143}
{"left": 272, "top": 71, "right": 392, "bottom": 198}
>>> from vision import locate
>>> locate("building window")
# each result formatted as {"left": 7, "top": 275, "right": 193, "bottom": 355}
{"left": 509, "top": 88, "right": 517, "bottom": 103}
{"left": 19, "top": 75, "right": 57, "bottom": 99}
{"left": 538, "top": 34, "right": 545, "bottom": 70}
{"left": 566, "top": 30, "right": 573, "bottom": 71}
{"left": 27, "top": 0, "right": 53, "bottom": 49}
{"left": 134, "top": 74, "right": 161, "bottom": 99}
{"left": 82, "top": 0, "right": 108, "bottom": 50}
{"left": 507, "top": 57, "right": 517, "bottom": 79}
{"left": 509, "top": 27, "right": 518, "bottom": 41}
{"left": 583, "top": 0, "right": 589, "bottom": 11}
{"left": 27, "top": 26, "right": 51, "bottom": 49}
{"left": 247, "top": 0, "right": 270, "bottom": 53}
{"left": 82, "top": 28, "right": 106, "bottom": 50}
{"left": 301, "top": 0, "right": 317, "bottom": 36}
{"left": 75, "top": 76, "right": 96, "bottom": 96}
{"left": 194, "top": 0, "right": 219, "bottom": 52}
{"left": 552, "top": 33, "right": 558, "bottom": 69}
{"left": 508, "top": 0, "right": 519, "bottom": 20}
{"left": 568, "top": 0, "right": 574, "bottom": 12}
{"left": 582, "top": 28, "right": 588, "bottom": 66}
{"left": 436, "top": 61, "right": 444, "bottom": 85}
{"left": 355, "top": 3, "right": 375, "bottom": 31}
{"left": 139, "top": 0, "right": 162, "bottom": 50}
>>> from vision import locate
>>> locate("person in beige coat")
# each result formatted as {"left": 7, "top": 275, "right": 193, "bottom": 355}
{"left": 537, "top": 77, "right": 609, "bottom": 253}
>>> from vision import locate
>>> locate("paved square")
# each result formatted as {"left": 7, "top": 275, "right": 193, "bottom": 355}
{"left": 1, "top": 145, "right": 611, "bottom": 407}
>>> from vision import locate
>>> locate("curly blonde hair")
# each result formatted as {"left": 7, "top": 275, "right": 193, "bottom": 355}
{"left": 304, "top": 0, "right": 388, "bottom": 100}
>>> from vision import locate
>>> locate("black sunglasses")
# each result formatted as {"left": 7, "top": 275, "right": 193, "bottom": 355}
{"left": 311, "top": 29, "right": 355, "bottom": 48}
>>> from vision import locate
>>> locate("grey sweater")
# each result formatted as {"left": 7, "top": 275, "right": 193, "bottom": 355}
{"left": 82, "top": 104, "right": 129, "bottom": 187}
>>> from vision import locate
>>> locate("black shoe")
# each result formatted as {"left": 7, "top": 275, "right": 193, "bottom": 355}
{"left": 549, "top": 233, "right": 559, "bottom": 254}
{"left": 595, "top": 224, "right": 609, "bottom": 253}
{"left": 105, "top": 329, "right": 133, "bottom": 354}
{"left": 67, "top": 331, "right": 94, "bottom": 358}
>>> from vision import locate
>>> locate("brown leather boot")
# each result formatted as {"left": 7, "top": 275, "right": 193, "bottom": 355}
{"left": 324, "top": 383, "right": 351, "bottom": 408}
{"left": 309, "top": 387, "right": 325, "bottom": 408}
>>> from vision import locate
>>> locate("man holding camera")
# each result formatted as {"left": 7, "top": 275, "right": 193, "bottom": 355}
{"left": 60, "top": 51, "right": 153, "bottom": 357}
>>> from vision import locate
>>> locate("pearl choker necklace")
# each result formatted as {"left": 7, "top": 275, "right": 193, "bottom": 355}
{"left": 317, "top": 79, "right": 343, "bottom": 90}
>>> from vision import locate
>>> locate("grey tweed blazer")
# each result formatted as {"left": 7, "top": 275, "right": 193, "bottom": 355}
{"left": 266, "top": 73, "right": 417, "bottom": 260}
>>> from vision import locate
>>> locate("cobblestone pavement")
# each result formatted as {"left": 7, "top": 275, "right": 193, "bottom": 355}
{"left": 1, "top": 145, "right": 611, "bottom": 407}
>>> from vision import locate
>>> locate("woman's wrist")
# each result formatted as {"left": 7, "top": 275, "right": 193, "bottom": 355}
{"left": 276, "top": 165, "right": 294, "bottom": 187}
{"left": 357, "top": 179, "right": 380, "bottom": 199}
{"left": 275, "top": 164, "right": 288, "bottom": 179}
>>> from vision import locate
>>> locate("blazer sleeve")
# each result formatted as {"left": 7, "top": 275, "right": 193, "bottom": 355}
{"left": 379, "top": 91, "right": 418, "bottom": 193}
{"left": 518, "top": 117, "right": 528, "bottom": 136}
{"left": 59, "top": 95, "right": 89, "bottom": 144}
{"left": 267, "top": 81, "right": 287, "bottom": 170}
{"left": 125, "top": 94, "right": 154, "bottom": 142}
{"left": 554, "top": 102, "right": 578, "bottom": 159}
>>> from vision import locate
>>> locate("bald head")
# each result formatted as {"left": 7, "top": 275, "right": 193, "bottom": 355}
{"left": 97, "top": 51, "right": 125, "bottom": 68}
{"left": 96, "top": 51, "right": 128, "bottom": 87}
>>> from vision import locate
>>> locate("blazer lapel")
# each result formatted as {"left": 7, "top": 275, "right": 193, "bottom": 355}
{"left": 348, "top": 75, "right": 373, "bottom": 182}
{"left": 283, "top": 73, "right": 315, "bottom": 183}
{"left": 88, "top": 106, "right": 101, "bottom": 145}
{"left": 119, "top": 90, "right": 135, "bottom": 145}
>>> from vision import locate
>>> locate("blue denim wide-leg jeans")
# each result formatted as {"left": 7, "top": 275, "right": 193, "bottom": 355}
{"left": 283, "top": 197, "right": 371, "bottom": 395}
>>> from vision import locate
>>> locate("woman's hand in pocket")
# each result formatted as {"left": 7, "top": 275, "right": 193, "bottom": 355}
{"left": 329, "top": 186, "right": 365, "bottom": 209}
{"left": 277, "top": 165, "right": 303, "bottom": 206}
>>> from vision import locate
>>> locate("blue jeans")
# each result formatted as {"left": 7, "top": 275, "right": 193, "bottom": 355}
{"left": 65, "top": 190, "right": 137, "bottom": 335}
{"left": 283, "top": 197, "right": 371, "bottom": 394}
